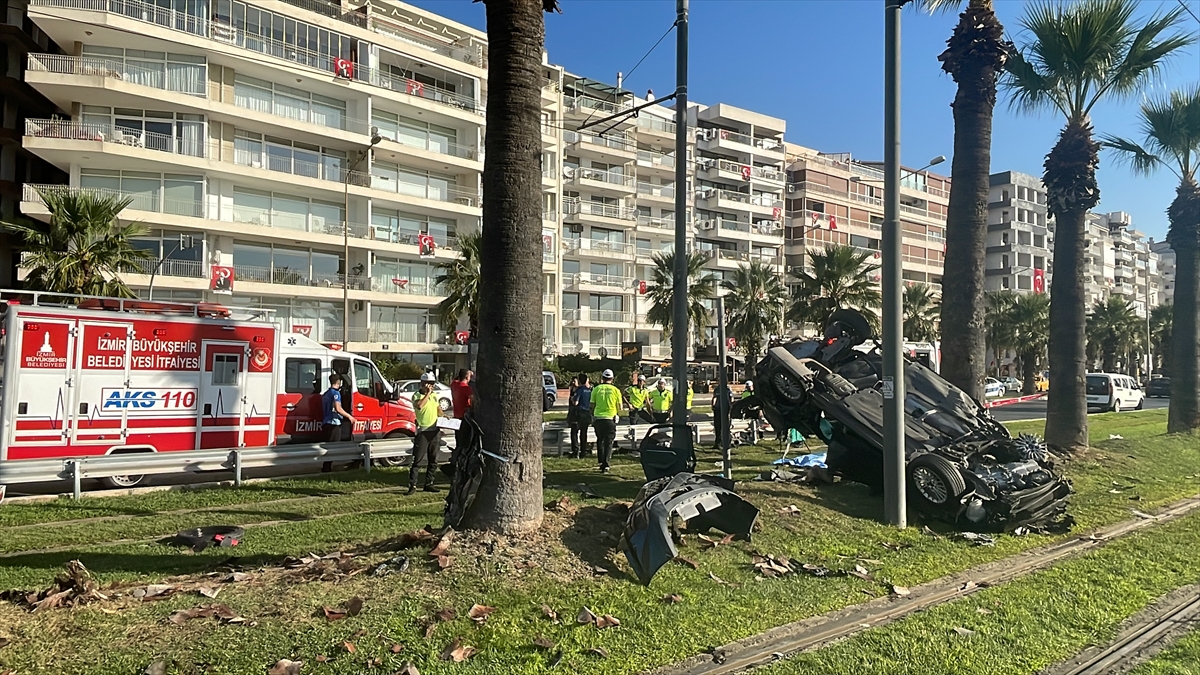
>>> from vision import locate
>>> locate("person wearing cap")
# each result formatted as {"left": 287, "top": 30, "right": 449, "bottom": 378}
{"left": 624, "top": 374, "right": 652, "bottom": 425}
{"left": 569, "top": 374, "right": 593, "bottom": 456}
{"left": 685, "top": 380, "right": 695, "bottom": 418}
{"left": 589, "top": 369, "right": 622, "bottom": 473}
{"left": 741, "top": 380, "right": 755, "bottom": 399}
{"left": 408, "top": 372, "right": 444, "bottom": 494}
{"left": 649, "top": 378, "right": 673, "bottom": 424}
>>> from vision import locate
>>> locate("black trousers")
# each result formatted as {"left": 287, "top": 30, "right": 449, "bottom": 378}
{"left": 410, "top": 428, "right": 441, "bottom": 487}
{"left": 628, "top": 409, "right": 654, "bottom": 425}
{"left": 653, "top": 412, "right": 670, "bottom": 425}
{"left": 572, "top": 412, "right": 592, "bottom": 454}
{"left": 593, "top": 418, "right": 617, "bottom": 469}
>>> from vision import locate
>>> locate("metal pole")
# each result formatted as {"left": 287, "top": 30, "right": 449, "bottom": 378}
{"left": 716, "top": 295, "right": 731, "bottom": 478}
{"left": 671, "top": 0, "right": 689, "bottom": 437}
{"left": 882, "top": 0, "right": 907, "bottom": 528}
{"left": 1146, "top": 268, "right": 1153, "bottom": 381}
{"left": 146, "top": 242, "right": 181, "bottom": 301}
{"left": 343, "top": 174, "right": 351, "bottom": 346}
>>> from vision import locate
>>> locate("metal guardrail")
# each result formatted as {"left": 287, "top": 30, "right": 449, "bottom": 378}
{"left": 0, "top": 438, "right": 414, "bottom": 498}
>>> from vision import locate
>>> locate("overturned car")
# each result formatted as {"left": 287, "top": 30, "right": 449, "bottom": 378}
{"left": 734, "top": 309, "right": 1072, "bottom": 531}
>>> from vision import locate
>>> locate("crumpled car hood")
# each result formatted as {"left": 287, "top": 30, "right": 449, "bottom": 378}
{"left": 619, "top": 473, "right": 759, "bottom": 585}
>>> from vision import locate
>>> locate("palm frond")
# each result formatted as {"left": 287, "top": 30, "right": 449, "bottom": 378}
{"left": 916, "top": 0, "right": 964, "bottom": 15}
{"left": 1102, "top": 6, "right": 1195, "bottom": 107}
{"left": 1100, "top": 134, "right": 1165, "bottom": 177}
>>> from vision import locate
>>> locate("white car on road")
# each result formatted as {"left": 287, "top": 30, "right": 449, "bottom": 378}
{"left": 394, "top": 379, "right": 453, "bottom": 412}
{"left": 984, "top": 378, "right": 1006, "bottom": 398}
{"left": 1086, "top": 373, "right": 1144, "bottom": 413}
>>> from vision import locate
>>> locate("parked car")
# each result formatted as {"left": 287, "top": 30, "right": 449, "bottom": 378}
{"left": 1147, "top": 377, "right": 1171, "bottom": 398}
{"left": 543, "top": 371, "right": 558, "bottom": 411}
{"left": 984, "top": 378, "right": 1006, "bottom": 398}
{"left": 1000, "top": 377, "right": 1021, "bottom": 392}
{"left": 1085, "top": 373, "right": 1145, "bottom": 413}
{"left": 733, "top": 309, "right": 1072, "bottom": 531}
{"left": 394, "top": 379, "right": 453, "bottom": 412}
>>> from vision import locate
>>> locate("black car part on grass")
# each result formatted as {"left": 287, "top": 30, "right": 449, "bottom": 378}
{"left": 443, "top": 414, "right": 484, "bottom": 529}
{"left": 638, "top": 424, "right": 697, "bottom": 481}
{"left": 174, "top": 526, "right": 244, "bottom": 552}
{"left": 735, "top": 309, "right": 1072, "bottom": 531}
{"left": 620, "top": 472, "right": 760, "bottom": 585}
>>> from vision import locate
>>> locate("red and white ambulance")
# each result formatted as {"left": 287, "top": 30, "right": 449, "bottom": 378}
{"left": 0, "top": 293, "right": 416, "bottom": 486}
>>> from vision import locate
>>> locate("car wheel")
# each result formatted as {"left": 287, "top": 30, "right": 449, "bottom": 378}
{"left": 772, "top": 370, "right": 806, "bottom": 403}
{"left": 1112, "top": 399, "right": 1122, "bottom": 413}
{"left": 1136, "top": 397, "right": 1144, "bottom": 410}
{"left": 102, "top": 474, "right": 145, "bottom": 489}
{"left": 375, "top": 430, "right": 414, "bottom": 467}
{"left": 544, "top": 394, "right": 555, "bottom": 412}
{"left": 438, "top": 398, "right": 451, "bottom": 413}
{"left": 907, "top": 454, "right": 967, "bottom": 508}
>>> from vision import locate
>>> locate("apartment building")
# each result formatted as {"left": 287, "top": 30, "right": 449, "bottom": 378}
{"left": 782, "top": 144, "right": 950, "bottom": 314}
{"left": 1084, "top": 211, "right": 1162, "bottom": 318}
{"left": 19, "top": 0, "right": 493, "bottom": 372}
{"left": 986, "top": 171, "right": 1053, "bottom": 294}
{"left": 1151, "top": 239, "right": 1175, "bottom": 305}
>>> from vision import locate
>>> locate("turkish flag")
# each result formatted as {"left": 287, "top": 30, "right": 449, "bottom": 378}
{"left": 1033, "top": 268, "right": 1045, "bottom": 294}
{"left": 418, "top": 233, "right": 435, "bottom": 258}
{"left": 638, "top": 280, "right": 647, "bottom": 295}
{"left": 406, "top": 78, "right": 424, "bottom": 96}
{"left": 829, "top": 215, "right": 838, "bottom": 230}
{"left": 741, "top": 165, "right": 751, "bottom": 181}
{"left": 334, "top": 58, "right": 354, "bottom": 79}
{"left": 772, "top": 207, "right": 782, "bottom": 220}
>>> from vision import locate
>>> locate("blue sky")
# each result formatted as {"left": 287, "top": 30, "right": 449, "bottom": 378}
{"left": 409, "top": 0, "right": 1200, "bottom": 241}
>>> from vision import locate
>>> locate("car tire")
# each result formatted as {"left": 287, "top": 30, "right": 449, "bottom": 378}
{"left": 102, "top": 474, "right": 146, "bottom": 489}
{"left": 1112, "top": 399, "right": 1122, "bottom": 413}
{"left": 907, "top": 454, "right": 967, "bottom": 509}
{"left": 438, "top": 398, "right": 451, "bottom": 413}
{"left": 1136, "top": 397, "right": 1144, "bottom": 410}
{"left": 375, "top": 430, "right": 414, "bottom": 467}
{"left": 544, "top": 394, "right": 555, "bottom": 412}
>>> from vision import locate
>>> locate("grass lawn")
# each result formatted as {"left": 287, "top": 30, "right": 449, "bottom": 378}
{"left": 0, "top": 410, "right": 1195, "bottom": 674}
{"left": 1130, "top": 629, "right": 1200, "bottom": 675}
{"left": 757, "top": 504, "right": 1200, "bottom": 675}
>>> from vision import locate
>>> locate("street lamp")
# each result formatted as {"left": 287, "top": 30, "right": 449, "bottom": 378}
{"left": 147, "top": 233, "right": 195, "bottom": 301}
{"left": 343, "top": 128, "right": 383, "bottom": 346}
{"left": 849, "top": 155, "right": 945, "bottom": 185}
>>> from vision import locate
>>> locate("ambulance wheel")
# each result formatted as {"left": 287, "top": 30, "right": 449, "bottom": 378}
{"left": 103, "top": 474, "right": 145, "bottom": 489}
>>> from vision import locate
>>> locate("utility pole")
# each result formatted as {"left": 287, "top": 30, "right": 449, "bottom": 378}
{"left": 716, "top": 294, "right": 731, "bottom": 479}
{"left": 882, "top": 0, "right": 907, "bottom": 528}
{"left": 671, "top": 0, "right": 690, "bottom": 436}
{"left": 343, "top": 130, "right": 382, "bottom": 346}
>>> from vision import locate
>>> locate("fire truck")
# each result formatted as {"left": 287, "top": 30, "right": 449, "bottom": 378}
{"left": 0, "top": 292, "right": 417, "bottom": 487}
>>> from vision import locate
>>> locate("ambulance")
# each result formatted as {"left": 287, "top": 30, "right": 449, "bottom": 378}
{"left": 0, "top": 292, "right": 416, "bottom": 487}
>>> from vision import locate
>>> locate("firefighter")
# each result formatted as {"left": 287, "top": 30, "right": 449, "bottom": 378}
{"left": 408, "top": 372, "right": 443, "bottom": 494}
{"left": 649, "top": 378, "right": 673, "bottom": 424}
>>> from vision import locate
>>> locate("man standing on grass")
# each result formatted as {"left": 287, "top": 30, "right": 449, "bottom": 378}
{"left": 649, "top": 378, "right": 673, "bottom": 424}
{"left": 590, "top": 369, "right": 622, "bottom": 474}
{"left": 448, "top": 368, "right": 474, "bottom": 469}
{"left": 408, "top": 372, "right": 443, "bottom": 495}
{"left": 570, "top": 374, "right": 593, "bottom": 457}
{"left": 625, "top": 374, "right": 651, "bottom": 425}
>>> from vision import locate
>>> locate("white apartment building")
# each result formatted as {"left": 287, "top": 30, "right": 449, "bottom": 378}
{"left": 1084, "top": 211, "right": 1163, "bottom": 318}
{"left": 1151, "top": 239, "right": 1175, "bottom": 305}
{"left": 986, "top": 171, "right": 1053, "bottom": 294}
{"left": 783, "top": 144, "right": 950, "bottom": 309}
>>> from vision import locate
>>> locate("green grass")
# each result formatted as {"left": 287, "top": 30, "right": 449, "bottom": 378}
{"left": 757, "top": 506, "right": 1200, "bottom": 675}
{"left": 1129, "top": 629, "right": 1200, "bottom": 675}
{"left": 0, "top": 410, "right": 1193, "bottom": 674}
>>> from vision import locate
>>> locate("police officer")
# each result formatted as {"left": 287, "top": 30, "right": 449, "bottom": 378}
{"left": 408, "top": 372, "right": 443, "bottom": 494}
{"left": 624, "top": 374, "right": 651, "bottom": 425}
{"left": 648, "top": 378, "right": 673, "bottom": 424}
{"left": 589, "top": 369, "right": 622, "bottom": 473}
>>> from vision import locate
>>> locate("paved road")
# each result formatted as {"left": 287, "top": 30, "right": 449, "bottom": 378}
{"left": 989, "top": 396, "right": 1170, "bottom": 423}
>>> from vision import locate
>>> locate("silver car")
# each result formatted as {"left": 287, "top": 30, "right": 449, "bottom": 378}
{"left": 394, "top": 379, "right": 453, "bottom": 412}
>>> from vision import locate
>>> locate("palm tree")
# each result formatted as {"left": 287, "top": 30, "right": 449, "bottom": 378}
{"left": 984, "top": 289, "right": 1018, "bottom": 376}
{"left": 921, "top": 0, "right": 1012, "bottom": 402}
{"left": 464, "top": 0, "right": 560, "bottom": 535}
{"left": 903, "top": 282, "right": 940, "bottom": 342}
{"left": 646, "top": 250, "right": 716, "bottom": 347}
{"left": 1103, "top": 87, "right": 1200, "bottom": 432}
{"left": 787, "top": 244, "right": 881, "bottom": 333}
{"left": 1150, "top": 301, "right": 1174, "bottom": 376}
{"left": 722, "top": 261, "right": 787, "bottom": 376}
{"left": 4, "top": 189, "right": 151, "bottom": 298}
{"left": 1007, "top": 292, "right": 1051, "bottom": 393}
{"left": 1003, "top": 0, "right": 1192, "bottom": 451}
{"left": 1088, "top": 296, "right": 1141, "bottom": 374}
{"left": 434, "top": 231, "right": 482, "bottom": 338}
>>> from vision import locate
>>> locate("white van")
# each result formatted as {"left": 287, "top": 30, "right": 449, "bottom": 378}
{"left": 1085, "top": 373, "right": 1145, "bottom": 413}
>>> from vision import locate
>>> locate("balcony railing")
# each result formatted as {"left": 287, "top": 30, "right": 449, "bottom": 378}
{"left": 636, "top": 149, "right": 676, "bottom": 169}
{"left": 569, "top": 96, "right": 632, "bottom": 115}
{"left": 571, "top": 166, "right": 635, "bottom": 188}
{"left": 571, "top": 272, "right": 633, "bottom": 289}
{"left": 26, "top": 53, "right": 207, "bottom": 97}
{"left": 637, "top": 182, "right": 675, "bottom": 199}
{"left": 376, "top": 129, "right": 479, "bottom": 160}
{"left": 584, "top": 309, "right": 630, "bottom": 323}
{"left": 371, "top": 21, "right": 486, "bottom": 68}
{"left": 24, "top": 183, "right": 204, "bottom": 219}
{"left": 637, "top": 214, "right": 674, "bottom": 230}
{"left": 365, "top": 67, "right": 482, "bottom": 115}
{"left": 699, "top": 189, "right": 783, "bottom": 209}
{"left": 563, "top": 198, "right": 637, "bottom": 221}
{"left": 638, "top": 116, "right": 676, "bottom": 135}
{"left": 369, "top": 276, "right": 443, "bottom": 296}
{"left": 280, "top": 0, "right": 366, "bottom": 27}
{"left": 121, "top": 258, "right": 205, "bottom": 278}
{"left": 233, "top": 263, "right": 366, "bottom": 289}
{"left": 566, "top": 238, "right": 635, "bottom": 256}
{"left": 367, "top": 174, "right": 479, "bottom": 207}
{"left": 564, "top": 130, "right": 635, "bottom": 152}
{"left": 26, "top": 119, "right": 206, "bottom": 158}
{"left": 233, "top": 206, "right": 369, "bottom": 238}
{"left": 713, "top": 249, "right": 751, "bottom": 263}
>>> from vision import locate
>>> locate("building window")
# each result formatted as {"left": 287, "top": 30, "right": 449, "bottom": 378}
{"left": 81, "top": 46, "right": 207, "bottom": 96}
{"left": 234, "top": 74, "right": 347, "bottom": 130}
{"left": 80, "top": 169, "right": 203, "bottom": 218}
{"left": 372, "top": 110, "right": 462, "bottom": 156}
{"left": 233, "top": 130, "right": 346, "bottom": 181}
{"left": 81, "top": 106, "right": 205, "bottom": 157}
{"left": 231, "top": 187, "right": 344, "bottom": 234}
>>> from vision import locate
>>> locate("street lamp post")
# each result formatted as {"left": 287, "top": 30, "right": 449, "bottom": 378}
{"left": 671, "top": 0, "right": 690, "bottom": 436}
{"left": 147, "top": 233, "right": 195, "bottom": 302}
{"left": 343, "top": 129, "right": 383, "bottom": 346}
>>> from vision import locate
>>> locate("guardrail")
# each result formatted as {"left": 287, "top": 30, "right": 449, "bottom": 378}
{"left": 0, "top": 438, "right": 415, "bottom": 498}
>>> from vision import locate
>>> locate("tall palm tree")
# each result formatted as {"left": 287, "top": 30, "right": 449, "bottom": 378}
{"left": 646, "top": 250, "right": 716, "bottom": 347}
{"left": 921, "top": 0, "right": 1012, "bottom": 402}
{"left": 464, "top": 0, "right": 560, "bottom": 535}
{"left": 902, "top": 282, "right": 940, "bottom": 342}
{"left": 1006, "top": 292, "right": 1051, "bottom": 393}
{"left": 1003, "top": 0, "right": 1192, "bottom": 451}
{"left": 984, "top": 289, "right": 1018, "bottom": 376}
{"left": 1150, "top": 301, "right": 1174, "bottom": 376}
{"left": 787, "top": 244, "right": 881, "bottom": 333}
{"left": 1103, "top": 87, "right": 1200, "bottom": 432}
{"left": 722, "top": 261, "right": 787, "bottom": 376}
{"left": 4, "top": 189, "right": 151, "bottom": 298}
{"left": 1087, "top": 296, "right": 1141, "bottom": 374}
{"left": 434, "top": 231, "right": 482, "bottom": 338}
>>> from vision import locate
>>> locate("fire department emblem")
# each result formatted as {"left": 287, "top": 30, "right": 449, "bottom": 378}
{"left": 252, "top": 347, "right": 272, "bottom": 370}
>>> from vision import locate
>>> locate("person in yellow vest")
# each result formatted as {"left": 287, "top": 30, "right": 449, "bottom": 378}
{"left": 590, "top": 369, "right": 622, "bottom": 473}
{"left": 624, "top": 374, "right": 652, "bottom": 425}
{"left": 741, "top": 380, "right": 755, "bottom": 399}
{"left": 409, "top": 372, "right": 445, "bottom": 495}
{"left": 685, "top": 380, "right": 694, "bottom": 419}
{"left": 649, "top": 378, "right": 673, "bottom": 424}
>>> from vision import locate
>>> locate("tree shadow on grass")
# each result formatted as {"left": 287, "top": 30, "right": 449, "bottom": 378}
{"left": 744, "top": 481, "right": 888, "bottom": 524}
{"left": 0, "top": 550, "right": 292, "bottom": 588}
{"left": 559, "top": 505, "right": 635, "bottom": 583}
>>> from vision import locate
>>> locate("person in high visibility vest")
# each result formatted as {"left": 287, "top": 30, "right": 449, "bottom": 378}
{"left": 741, "top": 380, "right": 755, "bottom": 399}
{"left": 649, "top": 379, "right": 673, "bottom": 424}
{"left": 624, "top": 374, "right": 652, "bottom": 425}
{"left": 409, "top": 372, "right": 444, "bottom": 495}
{"left": 685, "top": 381, "right": 694, "bottom": 418}
{"left": 590, "top": 369, "right": 622, "bottom": 473}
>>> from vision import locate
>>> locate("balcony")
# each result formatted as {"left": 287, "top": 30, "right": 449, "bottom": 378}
{"left": 24, "top": 183, "right": 204, "bottom": 219}
{"left": 563, "top": 198, "right": 637, "bottom": 226}
{"left": 233, "top": 263, "right": 367, "bottom": 290}
{"left": 637, "top": 115, "right": 675, "bottom": 139}
{"left": 562, "top": 308, "right": 631, "bottom": 326}
{"left": 568, "top": 96, "right": 632, "bottom": 116}
{"left": 370, "top": 21, "right": 486, "bottom": 69}
{"left": 696, "top": 128, "right": 785, "bottom": 156}
{"left": 27, "top": 119, "right": 207, "bottom": 161}
{"left": 1111, "top": 282, "right": 1135, "bottom": 296}
{"left": 564, "top": 130, "right": 636, "bottom": 158}
{"left": 636, "top": 149, "right": 676, "bottom": 175}
{"left": 120, "top": 257, "right": 205, "bottom": 279}
{"left": 565, "top": 238, "right": 635, "bottom": 258}
{"left": 26, "top": 53, "right": 207, "bottom": 100}
{"left": 368, "top": 276, "right": 444, "bottom": 297}
{"left": 697, "top": 188, "right": 783, "bottom": 216}
{"left": 566, "top": 166, "right": 636, "bottom": 195}
{"left": 636, "top": 181, "right": 675, "bottom": 201}
{"left": 367, "top": 173, "right": 479, "bottom": 208}
{"left": 376, "top": 130, "right": 480, "bottom": 162}
{"left": 636, "top": 214, "right": 675, "bottom": 232}
{"left": 565, "top": 272, "right": 633, "bottom": 292}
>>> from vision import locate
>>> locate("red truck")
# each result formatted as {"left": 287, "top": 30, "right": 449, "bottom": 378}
{"left": 0, "top": 294, "right": 416, "bottom": 486}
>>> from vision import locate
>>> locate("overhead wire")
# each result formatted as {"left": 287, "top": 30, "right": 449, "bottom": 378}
{"left": 577, "top": 19, "right": 677, "bottom": 134}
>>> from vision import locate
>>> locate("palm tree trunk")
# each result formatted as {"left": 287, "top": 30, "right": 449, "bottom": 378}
{"left": 1043, "top": 119, "right": 1100, "bottom": 452}
{"left": 1167, "top": 178, "right": 1200, "bottom": 432}
{"left": 1021, "top": 350, "right": 1037, "bottom": 395}
{"left": 937, "top": 0, "right": 1007, "bottom": 402}
{"left": 464, "top": 0, "right": 545, "bottom": 534}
